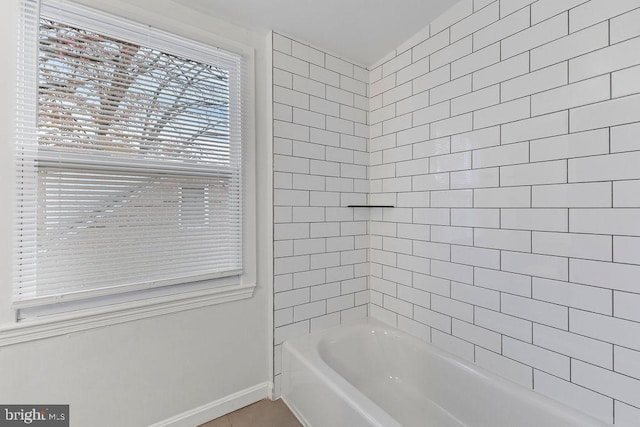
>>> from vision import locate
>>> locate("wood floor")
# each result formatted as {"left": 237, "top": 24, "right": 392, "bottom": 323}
{"left": 198, "top": 399, "right": 302, "bottom": 427}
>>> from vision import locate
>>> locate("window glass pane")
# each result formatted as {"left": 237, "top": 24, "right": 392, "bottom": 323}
{"left": 36, "top": 167, "right": 239, "bottom": 296}
{"left": 39, "top": 19, "right": 232, "bottom": 165}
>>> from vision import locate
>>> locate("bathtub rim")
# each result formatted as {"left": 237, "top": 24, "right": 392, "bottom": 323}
{"left": 282, "top": 319, "right": 401, "bottom": 427}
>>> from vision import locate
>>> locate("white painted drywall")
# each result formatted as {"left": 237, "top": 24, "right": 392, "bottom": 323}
{"left": 0, "top": 1, "right": 272, "bottom": 425}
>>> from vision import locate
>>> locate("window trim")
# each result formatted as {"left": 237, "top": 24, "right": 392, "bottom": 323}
{"left": 9, "top": 0, "right": 257, "bottom": 328}
{"left": 0, "top": 282, "right": 257, "bottom": 347}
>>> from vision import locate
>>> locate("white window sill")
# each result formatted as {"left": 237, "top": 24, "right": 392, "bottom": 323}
{"left": 0, "top": 282, "right": 256, "bottom": 347}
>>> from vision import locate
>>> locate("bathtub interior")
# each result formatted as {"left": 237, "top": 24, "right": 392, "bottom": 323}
{"left": 318, "top": 328, "right": 466, "bottom": 427}
{"left": 285, "top": 319, "right": 610, "bottom": 427}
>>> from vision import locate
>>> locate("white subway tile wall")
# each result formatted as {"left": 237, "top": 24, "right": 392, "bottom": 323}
{"left": 367, "top": 1, "right": 640, "bottom": 425}
{"left": 272, "top": 33, "right": 369, "bottom": 392}
{"left": 272, "top": 1, "right": 640, "bottom": 423}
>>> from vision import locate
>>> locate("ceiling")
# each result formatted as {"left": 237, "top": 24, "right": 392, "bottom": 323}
{"left": 172, "top": 0, "right": 459, "bottom": 67}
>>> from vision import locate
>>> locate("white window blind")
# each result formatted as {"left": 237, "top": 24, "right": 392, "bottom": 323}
{"left": 14, "top": 0, "right": 244, "bottom": 309}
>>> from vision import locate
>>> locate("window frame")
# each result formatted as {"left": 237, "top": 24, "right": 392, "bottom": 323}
{"left": 12, "top": 0, "right": 257, "bottom": 325}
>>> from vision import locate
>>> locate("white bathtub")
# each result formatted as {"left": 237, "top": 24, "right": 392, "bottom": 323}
{"left": 281, "top": 319, "right": 610, "bottom": 427}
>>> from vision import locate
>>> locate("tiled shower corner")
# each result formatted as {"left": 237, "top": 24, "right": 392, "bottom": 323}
{"left": 272, "top": 1, "right": 640, "bottom": 424}
{"left": 272, "top": 32, "right": 370, "bottom": 395}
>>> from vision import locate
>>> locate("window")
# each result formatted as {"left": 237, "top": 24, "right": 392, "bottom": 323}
{"left": 14, "top": 0, "right": 247, "bottom": 311}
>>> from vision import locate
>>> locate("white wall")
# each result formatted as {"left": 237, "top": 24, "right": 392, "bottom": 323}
{"left": 0, "top": 1, "right": 271, "bottom": 425}
{"left": 271, "top": 33, "right": 370, "bottom": 394}
{"left": 368, "top": 0, "right": 640, "bottom": 425}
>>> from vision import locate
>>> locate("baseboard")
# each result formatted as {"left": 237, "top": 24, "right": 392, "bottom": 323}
{"left": 150, "top": 381, "right": 272, "bottom": 427}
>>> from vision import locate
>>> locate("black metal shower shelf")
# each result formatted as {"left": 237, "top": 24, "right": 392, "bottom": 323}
{"left": 347, "top": 205, "right": 395, "bottom": 208}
